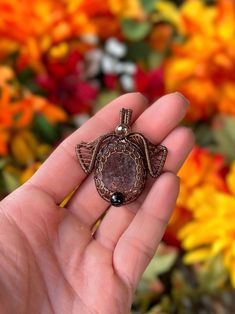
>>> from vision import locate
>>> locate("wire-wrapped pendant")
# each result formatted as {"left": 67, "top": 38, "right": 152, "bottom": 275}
{"left": 76, "top": 108, "right": 167, "bottom": 207}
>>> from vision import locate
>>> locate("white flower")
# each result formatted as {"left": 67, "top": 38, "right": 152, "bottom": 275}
{"left": 105, "top": 38, "right": 127, "bottom": 58}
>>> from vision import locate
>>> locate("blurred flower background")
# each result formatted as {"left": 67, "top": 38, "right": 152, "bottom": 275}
{"left": 0, "top": 0, "right": 235, "bottom": 312}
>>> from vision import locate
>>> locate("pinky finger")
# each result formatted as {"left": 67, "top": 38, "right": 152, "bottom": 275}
{"left": 113, "top": 172, "right": 179, "bottom": 290}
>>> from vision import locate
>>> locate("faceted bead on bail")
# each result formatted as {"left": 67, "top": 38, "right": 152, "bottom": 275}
{"left": 110, "top": 192, "right": 124, "bottom": 207}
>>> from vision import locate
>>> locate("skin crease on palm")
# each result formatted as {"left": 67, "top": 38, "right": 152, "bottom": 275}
{"left": 0, "top": 92, "right": 195, "bottom": 314}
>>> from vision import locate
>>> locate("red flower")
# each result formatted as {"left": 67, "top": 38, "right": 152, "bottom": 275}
{"left": 104, "top": 74, "right": 118, "bottom": 90}
{"left": 134, "top": 66, "right": 165, "bottom": 103}
{"left": 36, "top": 50, "right": 97, "bottom": 114}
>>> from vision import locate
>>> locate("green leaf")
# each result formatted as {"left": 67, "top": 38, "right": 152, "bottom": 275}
{"left": 2, "top": 171, "right": 19, "bottom": 193}
{"left": 4, "top": 50, "right": 20, "bottom": 69}
{"left": 148, "top": 51, "right": 165, "bottom": 69}
{"left": 194, "top": 122, "right": 215, "bottom": 147}
{"left": 219, "top": 115, "right": 235, "bottom": 142}
{"left": 95, "top": 91, "right": 120, "bottom": 111}
{"left": 211, "top": 115, "right": 235, "bottom": 162}
{"left": 0, "top": 158, "right": 10, "bottom": 170}
{"left": 33, "top": 114, "right": 60, "bottom": 144}
{"left": 121, "top": 19, "right": 152, "bottom": 41}
{"left": 197, "top": 255, "right": 229, "bottom": 292}
{"left": 126, "top": 41, "right": 152, "bottom": 62}
{"left": 127, "top": 43, "right": 165, "bottom": 70}
{"left": 143, "top": 248, "right": 178, "bottom": 281}
{"left": 17, "top": 67, "right": 46, "bottom": 95}
{"left": 141, "top": 0, "right": 159, "bottom": 13}
{"left": 17, "top": 67, "right": 34, "bottom": 81}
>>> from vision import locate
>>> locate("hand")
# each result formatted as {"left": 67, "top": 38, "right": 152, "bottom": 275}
{"left": 0, "top": 93, "right": 194, "bottom": 314}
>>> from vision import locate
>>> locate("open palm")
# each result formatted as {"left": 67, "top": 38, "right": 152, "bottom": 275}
{"left": 0, "top": 93, "right": 194, "bottom": 314}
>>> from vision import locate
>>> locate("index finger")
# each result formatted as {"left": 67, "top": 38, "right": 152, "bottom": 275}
{"left": 27, "top": 93, "right": 148, "bottom": 203}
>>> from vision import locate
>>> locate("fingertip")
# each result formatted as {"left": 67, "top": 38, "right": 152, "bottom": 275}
{"left": 160, "top": 171, "right": 180, "bottom": 194}
{"left": 142, "top": 171, "right": 180, "bottom": 222}
{"left": 184, "top": 126, "right": 196, "bottom": 149}
{"left": 174, "top": 91, "right": 190, "bottom": 106}
{"left": 121, "top": 91, "right": 148, "bottom": 102}
{"left": 148, "top": 171, "right": 180, "bottom": 203}
{"left": 95, "top": 92, "right": 148, "bottom": 127}
{"left": 156, "top": 92, "right": 189, "bottom": 118}
{"left": 180, "top": 127, "right": 195, "bottom": 160}
{"left": 113, "top": 92, "right": 149, "bottom": 111}
{"left": 167, "top": 126, "right": 195, "bottom": 148}
{"left": 158, "top": 92, "right": 189, "bottom": 107}
{"left": 133, "top": 92, "right": 190, "bottom": 143}
{"left": 162, "top": 126, "right": 195, "bottom": 173}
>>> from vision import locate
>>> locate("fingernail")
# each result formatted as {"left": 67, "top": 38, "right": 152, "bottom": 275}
{"left": 174, "top": 92, "right": 190, "bottom": 106}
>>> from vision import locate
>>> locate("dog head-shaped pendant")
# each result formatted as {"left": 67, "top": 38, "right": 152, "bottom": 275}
{"left": 76, "top": 108, "right": 167, "bottom": 207}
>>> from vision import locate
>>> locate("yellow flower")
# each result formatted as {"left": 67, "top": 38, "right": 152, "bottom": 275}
{"left": 155, "top": 1, "right": 181, "bottom": 30}
{"left": 165, "top": 147, "right": 225, "bottom": 246}
{"left": 109, "top": 0, "right": 145, "bottom": 19}
{"left": 179, "top": 162, "right": 235, "bottom": 287}
{"left": 10, "top": 130, "right": 51, "bottom": 166}
{"left": 162, "top": 0, "right": 235, "bottom": 121}
{"left": 20, "top": 162, "right": 42, "bottom": 184}
{"left": 226, "top": 162, "right": 235, "bottom": 198}
{"left": 11, "top": 130, "right": 38, "bottom": 165}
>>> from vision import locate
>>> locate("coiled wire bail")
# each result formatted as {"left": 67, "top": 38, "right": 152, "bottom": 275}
{"left": 115, "top": 108, "right": 133, "bottom": 137}
{"left": 120, "top": 108, "right": 132, "bottom": 126}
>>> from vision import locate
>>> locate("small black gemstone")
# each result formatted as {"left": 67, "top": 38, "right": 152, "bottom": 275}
{"left": 110, "top": 192, "right": 124, "bottom": 207}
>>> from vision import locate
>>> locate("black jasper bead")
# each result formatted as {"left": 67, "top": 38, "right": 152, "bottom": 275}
{"left": 111, "top": 192, "right": 124, "bottom": 207}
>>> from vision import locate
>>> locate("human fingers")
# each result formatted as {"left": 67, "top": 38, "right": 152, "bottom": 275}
{"left": 113, "top": 172, "right": 179, "bottom": 290}
{"left": 67, "top": 93, "right": 189, "bottom": 227}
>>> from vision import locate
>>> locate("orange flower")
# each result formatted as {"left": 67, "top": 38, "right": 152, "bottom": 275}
{"left": 162, "top": 0, "right": 235, "bottom": 121}
{"left": 0, "top": 1, "right": 57, "bottom": 61}
{"left": 0, "top": 130, "right": 9, "bottom": 156}
{"left": 0, "top": 0, "right": 97, "bottom": 66}
{"left": 0, "top": 86, "right": 14, "bottom": 129}
{"left": 0, "top": 0, "right": 135, "bottom": 67}
{"left": 0, "top": 85, "right": 67, "bottom": 125}
{"left": 149, "top": 24, "right": 173, "bottom": 52}
{"left": 177, "top": 147, "right": 226, "bottom": 209}
{"left": 0, "top": 82, "right": 67, "bottom": 156}
{"left": 0, "top": 86, "right": 33, "bottom": 132}
{"left": 55, "top": 0, "right": 121, "bottom": 40}
{"left": 27, "top": 95, "right": 68, "bottom": 124}
{"left": 0, "top": 66, "right": 14, "bottom": 87}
